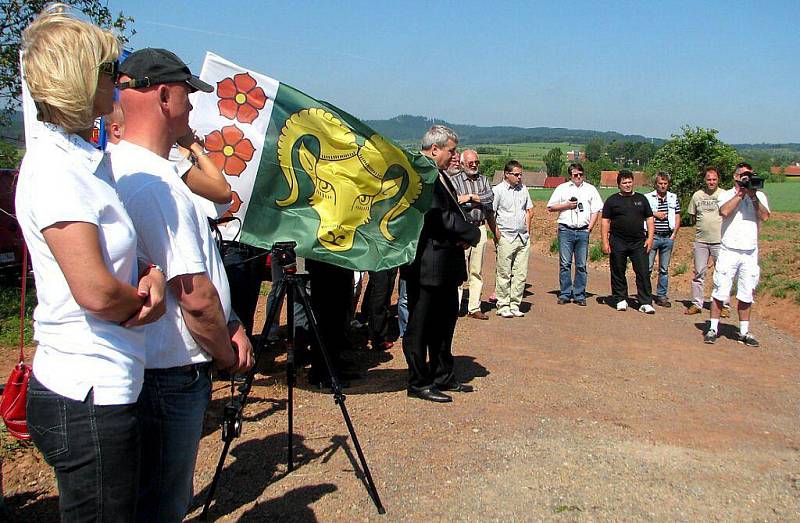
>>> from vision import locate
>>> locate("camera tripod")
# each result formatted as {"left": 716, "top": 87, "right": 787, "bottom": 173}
{"left": 201, "top": 242, "right": 385, "bottom": 519}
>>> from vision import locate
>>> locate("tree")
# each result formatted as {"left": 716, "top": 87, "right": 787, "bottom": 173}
{"left": 585, "top": 138, "right": 604, "bottom": 162}
{"left": 0, "top": 1, "right": 135, "bottom": 128}
{"left": 543, "top": 147, "right": 564, "bottom": 177}
{"left": 649, "top": 126, "right": 740, "bottom": 208}
{"left": 0, "top": 140, "right": 21, "bottom": 169}
{"left": 584, "top": 156, "right": 614, "bottom": 187}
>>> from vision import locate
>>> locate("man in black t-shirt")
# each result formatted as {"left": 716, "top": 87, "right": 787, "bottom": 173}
{"left": 601, "top": 170, "right": 656, "bottom": 313}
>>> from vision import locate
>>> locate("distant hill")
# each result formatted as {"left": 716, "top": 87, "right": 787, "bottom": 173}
{"left": 363, "top": 115, "right": 660, "bottom": 145}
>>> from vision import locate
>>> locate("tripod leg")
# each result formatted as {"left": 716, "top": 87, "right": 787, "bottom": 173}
{"left": 201, "top": 278, "right": 288, "bottom": 518}
{"left": 286, "top": 282, "right": 295, "bottom": 472}
{"left": 292, "top": 280, "right": 386, "bottom": 514}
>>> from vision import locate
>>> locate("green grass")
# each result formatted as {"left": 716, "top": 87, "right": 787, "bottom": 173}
{"left": 472, "top": 141, "right": 581, "bottom": 170}
{"left": 549, "top": 237, "right": 559, "bottom": 254}
{"left": 588, "top": 240, "right": 606, "bottom": 262}
{"left": 672, "top": 262, "right": 689, "bottom": 276}
{"left": 0, "top": 285, "right": 35, "bottom": 348}
{"left": 758, "top": 251, "right": 800, "bottom": 304}
{"left": 761, "top": 219, "right": 800, "bottom": 241}
{"left": 761, "top": 182, "right": 800, "bottom": 212}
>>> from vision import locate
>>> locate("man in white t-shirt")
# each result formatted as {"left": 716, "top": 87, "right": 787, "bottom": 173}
{"left": 704, "top": 162, "right": 770, "bottom": 347}
{"left": 546, "top": 162, "right": 603, "bottom": 306}
{"left": 112, "top": 48, "right": 254, "bottom": 521}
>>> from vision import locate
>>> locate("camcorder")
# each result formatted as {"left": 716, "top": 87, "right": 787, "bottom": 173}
{"left": 736, "top": 172, "right": 765, "bottom": 190}
{"left": 569, "top": 196, "right": 584, "bottom": 212}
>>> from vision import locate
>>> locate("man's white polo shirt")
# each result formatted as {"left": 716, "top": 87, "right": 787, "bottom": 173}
{"left": 111, "top": 140, "right": 232, "bottom": 369}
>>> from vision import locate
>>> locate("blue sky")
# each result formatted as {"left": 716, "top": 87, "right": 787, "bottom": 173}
{"left": 116, "top": 0, "right": 799, "bottom": 144}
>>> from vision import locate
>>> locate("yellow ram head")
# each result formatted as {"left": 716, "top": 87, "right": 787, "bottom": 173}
{"left": 276, "top": 108, "right": 422, "bottom": 252}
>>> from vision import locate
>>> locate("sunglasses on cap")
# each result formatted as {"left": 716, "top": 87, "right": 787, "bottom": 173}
{"left": 99, "top": 60, "right": 120, "bottom": 82}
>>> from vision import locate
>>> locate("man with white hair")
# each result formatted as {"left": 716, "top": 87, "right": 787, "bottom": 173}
{"left": 401, "top": 125, "right": 480, "bottom": 403}
{"left": 450, "top": 149, "right": 495, "bottom": 319}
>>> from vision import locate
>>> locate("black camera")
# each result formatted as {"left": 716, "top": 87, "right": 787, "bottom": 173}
{"left": 272, "top": 241, "right": 297, "bottom": 271}
{"left": 736, "top": 172, "right": 765, "bottom": 190}
{"left": 570, "top": 196, "right": 584, "bottom": 212}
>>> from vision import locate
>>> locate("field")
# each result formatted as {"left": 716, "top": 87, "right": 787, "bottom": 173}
{"left": 470, "top": 142, "right": 581, "bottom": 171}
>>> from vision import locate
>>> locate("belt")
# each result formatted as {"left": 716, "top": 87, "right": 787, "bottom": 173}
{"left": 655, "top": 231, "right": 672, "bottom": 237}
{"left": 559, "top": 224, "right": 588, "bottom": 231}
{"left": 469, "top": 220, "right": 486, "bottom": 226}
{"left": 145, "top": 362, "right": 211, "bottom": 375}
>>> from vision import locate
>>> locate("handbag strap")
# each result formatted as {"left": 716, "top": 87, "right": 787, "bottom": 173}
{"left": 18, "top": 242, "right": 27, "bottom": 364}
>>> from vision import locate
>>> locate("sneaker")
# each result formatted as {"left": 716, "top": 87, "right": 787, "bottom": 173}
{"left": 510, "top": 309, "right": 525, "bottom": 317}
{"left": 638, "top": 304, "right": 656, "bottom": 314}
{"left": 720, "top": 306, "right": 731, "bottom": 319}
{"left": 685, "top": 304, "right": 702, "bottom": 315}
{"left": 616, "top": 300, "right": 628, "bottom": 311}
{"left": 737, "top": 332, "right": 760, "bottom": 347}
{"left": 498, "top": 309, "right": 514, "bottom": 318}
{"left": 704, "top": 329, "right": 717, "bottom": 344}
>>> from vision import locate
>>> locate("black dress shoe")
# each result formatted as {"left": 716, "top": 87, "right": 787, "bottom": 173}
{"left": 438, "top": 382, "right": 474, "bottom": 393}
{"left": 407, "top": 386, "right": 452, "bottom": 403}
{"left": 557, "top": 298, "right": 570, "bottom": 305}
{"left": 575, "top": 299, "right": 587, "bottom": 306}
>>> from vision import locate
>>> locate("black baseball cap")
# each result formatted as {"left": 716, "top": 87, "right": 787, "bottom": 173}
{"left": 117, "top": 48, "right": 213, "bottom": 93}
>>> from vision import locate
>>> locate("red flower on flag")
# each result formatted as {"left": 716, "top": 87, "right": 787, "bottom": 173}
{"left": 217, "top": 73, "right": 268, "bottom": 124}
{"left": 204, "top": 125, "right": 255, "bottom": 177}
{"left": 223, "top": 191, "right": 243, "bottom": 219}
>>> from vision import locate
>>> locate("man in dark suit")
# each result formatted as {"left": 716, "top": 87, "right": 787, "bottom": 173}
{"left": 402, "top": 126, "right": 481, "bottom": 403}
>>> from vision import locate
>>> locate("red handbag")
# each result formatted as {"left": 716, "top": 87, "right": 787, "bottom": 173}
{"left": 0, "top": 244, "right": 32, "bottom": 441}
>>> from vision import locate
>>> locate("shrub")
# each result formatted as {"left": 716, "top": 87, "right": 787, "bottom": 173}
{"left": 589, "top": 240, "right": 606, "bottom": 262}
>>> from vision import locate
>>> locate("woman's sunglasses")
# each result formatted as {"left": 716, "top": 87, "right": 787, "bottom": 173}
{"left": 99, "top": 60, "right": 120, "bottom": 82}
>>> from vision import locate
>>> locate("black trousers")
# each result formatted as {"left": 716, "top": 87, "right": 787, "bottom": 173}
{"left": 402, "top": 279, "right": 458, "bottom": 389}
{"left": 365, "top": 267, "right": 398, "bottom": 346}
{"left": 308, "top": 260, "right": 352, "bottom": 379}
{"left": 609, "top": 236, "right": 652, "bottom": 305}
{"left": 222, "top": 241, "right": 267, "bottom": 336}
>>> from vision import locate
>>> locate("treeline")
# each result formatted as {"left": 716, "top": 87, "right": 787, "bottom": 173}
{"left": 365, "top": 115, "right": 657, "bottom": 145}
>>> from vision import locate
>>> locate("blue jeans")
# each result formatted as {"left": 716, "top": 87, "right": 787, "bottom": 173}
{"left": 397, "top": 278, "right": 408, "bottom": 337}
{"left": 648, "top": 235, "right": 674, "bottom": 298}
{"left": 558, "top": 225, "right": 589, "bottom": 300}
{"left": 136, "top": 363, "right": 211, "bottom": 523}
{"left": 27, "top": 374, "right": 140, "bottom": 522}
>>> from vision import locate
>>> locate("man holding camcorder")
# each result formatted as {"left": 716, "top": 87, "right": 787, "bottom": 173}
{"left": 704, "top": 162, "right": 770, "bottom": 347}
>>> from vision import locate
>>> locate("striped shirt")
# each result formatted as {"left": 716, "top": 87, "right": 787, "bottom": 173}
{"left": 654, "top": 194, "right": 680, "bottom": 234}
{"left": 450, "top": 170, "right": 494, "bottom": 223}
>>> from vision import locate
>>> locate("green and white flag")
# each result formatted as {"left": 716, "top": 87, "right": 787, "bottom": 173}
{"left": 189, "top": 52, "right": 437, "bottom": 271}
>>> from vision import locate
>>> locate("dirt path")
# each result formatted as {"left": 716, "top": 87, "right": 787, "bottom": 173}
{"left": 4, "top": 244, "right": 799, "bottom": 522}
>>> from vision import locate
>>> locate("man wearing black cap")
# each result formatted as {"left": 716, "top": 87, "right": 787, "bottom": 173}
{"left": 110, "top": 48, "right": 254, "bottom": 522}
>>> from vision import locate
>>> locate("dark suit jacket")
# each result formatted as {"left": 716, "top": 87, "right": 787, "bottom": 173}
{"left": 404, "top": 171, "right": 480, "bottom": 287}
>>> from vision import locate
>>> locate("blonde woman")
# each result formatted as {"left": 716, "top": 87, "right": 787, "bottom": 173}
{"left": 17, "top": 7, "right": 165, "bottom": 520}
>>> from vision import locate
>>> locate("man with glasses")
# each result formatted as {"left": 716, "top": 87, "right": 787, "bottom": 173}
{"left": 492, "top": 160, "right": 534, "bottom": 318}
{"left": 451, "top": 149, "right": 495, "bottom": 319}
{"left": 704, "top": 162, "right": 770, "bottom": 347}
{"left": 402, "top": 126, "right": 479, "bottom": 403}
{"left": 546, "top": 162, "right": 603, "bottom": 305}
